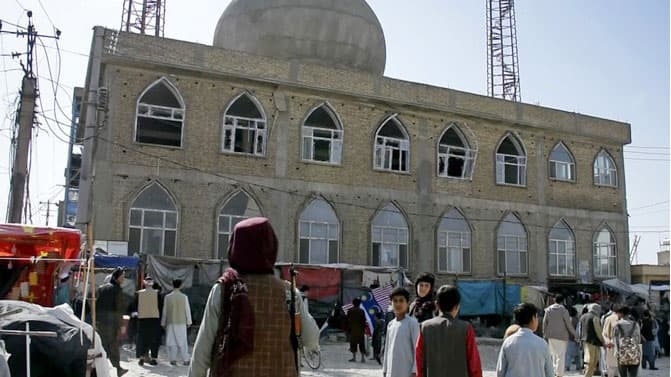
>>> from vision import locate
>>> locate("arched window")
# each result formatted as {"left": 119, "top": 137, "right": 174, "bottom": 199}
{"left": 298, "top": 199, "right": 339, "bottom": 264}
{"left": 437, "top": 209, "right": 471, "bottom": 273}
{"left": 438, "top": 124, "right": 477, "bottom": 179}
{"left": 496, "top": 134, "right": 526, "bottom": 186}
{"left": 135, "top": 78, "right": 185, "bottom": 147}
{"left": 549, "top": 220, "right": 576, "bottom": 276}
{"left": 497, "top": 213, "right": 527, "bottom": 275}
{"left": 222, "top": 93, "right": 267, "bottom": 156}
{"left": 216, "top": 191, "right": 262, "bottom": 259}
{"left": 129, "top": 182, "right": 178, "bottom": 256}
{"left": 594, "top": 150, "right": 618, "bottom": 187}
{"left": 374, "top": 116, "right": 410, "bottom": 173}
{"left": 549, "top": 142, "right": 576, "bottom": 181}
{"left": 371, "top": 203, "right": 409, "bottom": 268}
{"left": 302, "top": 104, "right": 343, "bottom": 164}
{"left": 593, "top": 227, "right": 617, "bottom": 277}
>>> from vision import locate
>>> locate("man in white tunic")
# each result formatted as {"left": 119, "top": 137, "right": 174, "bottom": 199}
{"left": 162, "top": 279, "right": 192, "bottom": 366}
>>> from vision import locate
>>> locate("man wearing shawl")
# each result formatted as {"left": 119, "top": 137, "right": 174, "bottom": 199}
{"left": 409, "top": 273, "right": 436, "bottom": 323}
{"left": 188, "top": 217, "right": 298, "bottom": 377}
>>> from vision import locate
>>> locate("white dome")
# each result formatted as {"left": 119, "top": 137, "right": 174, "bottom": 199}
{"left": 213, "top": 0, "right": 386, "bottom": 75}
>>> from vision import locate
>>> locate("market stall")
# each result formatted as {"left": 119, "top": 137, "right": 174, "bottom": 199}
{"left": 0, "top": 224, "right": 82, "bottom": 307}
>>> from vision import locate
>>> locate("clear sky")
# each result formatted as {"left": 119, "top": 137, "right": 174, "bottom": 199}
{"left": 0, "top": 0, "right": 668, "bottom": 264}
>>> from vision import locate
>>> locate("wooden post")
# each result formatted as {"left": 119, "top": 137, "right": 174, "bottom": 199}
{"left": 88, "top": 223, "right": 96, "bottom": 348}
{"left": 84, "top": 222, "right": 96, "bottom": 377}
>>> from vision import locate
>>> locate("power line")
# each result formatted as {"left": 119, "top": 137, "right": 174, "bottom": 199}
{"left": 625, "top": 145, "right": 670, "bottom": 150}
{"left": 629, "top": 200, "right": 670, "bottom": 211}
{"left": 624, "top": 157, "right": 669, "bottom": 162}
{"left": 39, "top": 43, "right": 88, "bottom": 58}
{"left": 95, "top": 135, "right": 666, "bottom": 235}
{"left": 624, "top": 150, "right": 670, "bottom": 156}
{"left": 0, "top": 18, "right": 28, "bottom": 30}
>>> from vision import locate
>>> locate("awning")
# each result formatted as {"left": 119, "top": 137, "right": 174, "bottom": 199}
{"left": 629, "top": 284, "right": 650, "bottom": 300}
{"left": 0, "top": 224, "right": 81, "bottom": 260}
{"left": 94, "top": 253, "right": 140, "bottom": 269}
{"left": 601, "top": 278, "right": 634, "bottom": 295}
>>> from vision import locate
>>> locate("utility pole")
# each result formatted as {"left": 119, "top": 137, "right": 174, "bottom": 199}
{"left": 2, "top": 11, "right": 60, "bottom": 223}
{"left": 39, "top": 200, "right": 58, "bottom": 226}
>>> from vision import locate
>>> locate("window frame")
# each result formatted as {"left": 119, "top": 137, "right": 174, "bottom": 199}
{"left": 128, "top": 183, "right": 178, "bottom": 257}
{"left": 548, "top": 142, "right": 576, "bottom": 182}
{"left": 496, "top": 214, "right": 528, "bottom": 276}
{"left": 302, "top": 126, "right": 343, "bottom": 165}
{"left": 495, "top": 134, "right": 527, "bottom": 187}
{"left": 548, "top": 221, "right": 576, "bottom": 277}
{"left": 437, "top": 125, "right": 478, "bottom": 180}
{"left": 134, "top": 78, "right": 186, "bottom": 149}
{"left": 437, "top": 230, "right": 472, "bottom": 274}
{"left": 373, "top": 116, "right": 411, "bottom": 174}
{"left": 593, "top": 228, "right": 617, "bottom": 278}
{"left": 301, "top": 103, "right": 344, "bottom": 165}
{"left": 298, "top": 220, "right": 339, "bottom": 264}
{"left": 215, "top": 191, "right": 262, "bottom": 259}
{"left": 593, "top": 150, "right": 618, "bottom": 188}
{"left": 371, "top": 225, "right": 409, "bottom": 268}
{"left": 221, "top": 93, "right": 267, "bottom": 157}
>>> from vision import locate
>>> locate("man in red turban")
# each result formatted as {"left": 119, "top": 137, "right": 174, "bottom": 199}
{"left": 188, "top": 217, "right": 298, "bottom": 377}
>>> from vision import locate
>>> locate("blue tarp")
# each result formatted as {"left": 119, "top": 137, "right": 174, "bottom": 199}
{"left": 457, "top": 281, "right": 521, "bottom": 316}
{"left": 94, "top": 254, "right": 140, "bottom": 269}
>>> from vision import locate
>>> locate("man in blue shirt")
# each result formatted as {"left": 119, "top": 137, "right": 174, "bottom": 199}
{"left": 497, "top": 303, "right": 554, "bottom": 377}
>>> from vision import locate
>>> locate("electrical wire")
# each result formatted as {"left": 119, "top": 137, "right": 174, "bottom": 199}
{"left": 94, "top": 135, "right": 669, "bottom": 235}
{"left": 0, "top": 18, "right": 28, "bottom": 30}
{"left": 629, "top": 200, "right": 670, "bottom": 211}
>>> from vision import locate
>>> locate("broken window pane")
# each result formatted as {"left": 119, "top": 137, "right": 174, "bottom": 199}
{"left": 374, "top": 118, "right": 410, "bottom": 172}
{"left": 140, "top": 81, "right": 182, "bottom": 107}
{"left": 302, "top": 106, "right": 343, "bottom": 164}
{"left": 222, "top": 94, "right": 266, "bottom": 156}
{"left": 305, "top": 106, "right": 338, "bottom": 130}
{"left": 227, "top": 94, "right": 264, "bottom": 119}
{"left": 136, "top": 79, "right": 184, "bottom": 147}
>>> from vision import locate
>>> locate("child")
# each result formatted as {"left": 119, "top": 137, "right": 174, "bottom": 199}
{"left": 416, "top": 285, "right": 482, "bottom": 377}
{"left": 383, "top": 287, "right": 420, "bottom": 377}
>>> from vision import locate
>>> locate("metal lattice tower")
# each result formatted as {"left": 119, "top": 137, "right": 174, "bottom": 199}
{"left": 121, "top": 0, "right": 166, "bottom": 37}
{"left": 486, "top": 0, "right": 521, "bottom": 101}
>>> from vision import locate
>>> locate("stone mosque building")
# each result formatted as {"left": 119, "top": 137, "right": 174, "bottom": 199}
{"left": 77, "top": 0, "right": 632, "bottom": 285}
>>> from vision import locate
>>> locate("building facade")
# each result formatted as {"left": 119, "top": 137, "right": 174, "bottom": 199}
{"left": 77, "top": 1, "right": 631, "bottom": 285}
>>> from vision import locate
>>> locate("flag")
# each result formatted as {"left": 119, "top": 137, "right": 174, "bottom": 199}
{"left": 372, "top": 282, "right": 394, "bottom": 313}
{"left": 341, "top": 290, "right": 383, "bottom": 335}
{"left": 359, "top": 290, "right": 382, "bottom": 336}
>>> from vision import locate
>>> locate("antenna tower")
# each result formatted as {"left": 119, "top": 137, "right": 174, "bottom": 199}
{"left": 121, "top": 0, "right": 166, "bottom": 37}
{"left": 486, "top": 0, "right": 521, "bottom": 101}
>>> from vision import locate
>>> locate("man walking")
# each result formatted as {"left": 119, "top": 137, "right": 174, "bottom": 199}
{"left": 416, "top": 285, "right": 482, "bottom": 377}
{"left": 136, "top": 276, "right": 161, "bottom": 366}
{"left": 162, "top": 279, "right": 192, "bottom": 366}
{"left": 496, "top": 302, "right": 553, "bottom": 377}
{"left": 97, "top": 268, "right": 129, "bottom": 377}
{"left": 346, "top": 297, "right": 367, "bottom": 362}
{"left": 602, "top": 306, "right": 620, "bottom": 377}
{"left": 613, "top": 306, "right": 642, "bottom": 377}
{"left": 543, "top": 294, "right": 577, "bottom": 377}
{"left": 579, "top": 304, "right": 606, "bottom": 377}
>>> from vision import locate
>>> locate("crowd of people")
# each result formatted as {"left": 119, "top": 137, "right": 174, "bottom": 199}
{"left": 80, "top": 216, "right": 668, "bottom": 377}
{"left": 95, "top": 270, "right": 193, "bottom": 377}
